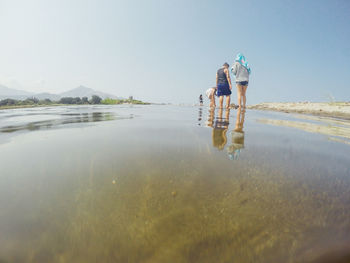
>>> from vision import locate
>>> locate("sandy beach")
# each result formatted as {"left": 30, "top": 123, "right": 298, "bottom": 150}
{"left": 248, "top": 102, "right": 350, "bottom": 119}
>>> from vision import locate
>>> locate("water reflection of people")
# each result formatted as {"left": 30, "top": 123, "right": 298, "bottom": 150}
{"left": 227, "top": 108, "right": 245, "bottom": 159}
{"left": 212, "top": 108, "right": 230, "bottom": 150}
{"left": 198, "top": 107, "right": 203, "bottom": 125}
{"left": 206, "top": 107, "right": 215, "bottom": 127}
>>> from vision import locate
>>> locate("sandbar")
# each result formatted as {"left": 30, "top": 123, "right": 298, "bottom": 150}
{"left": 248, "top": 102, "right": 350, "bottom": 119}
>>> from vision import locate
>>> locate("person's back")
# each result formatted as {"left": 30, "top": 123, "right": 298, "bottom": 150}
{"left": 217, "top": 68, "right": 229, "bottom": 85}
{"left": 231, "top": 62, "right": 249, "bottom": 82}
{"left": 216, "top": 63, "right": 232, "bottom": 109}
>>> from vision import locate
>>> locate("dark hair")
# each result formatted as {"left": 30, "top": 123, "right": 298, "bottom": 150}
{"left": 223, "top": 62, "right": 229, "bottom": 68}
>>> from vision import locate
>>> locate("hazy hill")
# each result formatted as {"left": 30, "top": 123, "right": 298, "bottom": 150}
{"left": 59, "top": 86, "right": 119, "bottom": 99}
{"left": 0, "top": 84, "right": 34, "bottom": 100}
{"left": 0, "top": 84, "right": 121, "bottom": 100}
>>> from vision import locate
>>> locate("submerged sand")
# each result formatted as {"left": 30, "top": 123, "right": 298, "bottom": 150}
{"left": 1, "top": 105, "right": 350, "bottom": 262}
{"left": 248, "top": 102, "right": 350, "bottom": 119}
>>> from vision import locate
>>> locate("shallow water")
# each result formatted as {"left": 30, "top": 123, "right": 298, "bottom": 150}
{"left": 0, "top": 105, "right": 349, "bottom": 263}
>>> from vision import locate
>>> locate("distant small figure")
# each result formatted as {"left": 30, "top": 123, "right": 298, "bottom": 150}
{"left": 231, "top": 53, "right": 251, "bottom": 108}
{"left": 199, "top": 94, "right": 203, "bottom": 106}
{"left": 206, "top": 87, "right": 217, "bottom": 108}
{"left": 216, "top": 62, "right": 232, "bottom": 109}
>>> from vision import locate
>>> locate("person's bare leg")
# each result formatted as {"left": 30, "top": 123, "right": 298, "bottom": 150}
{"left": 219, "top": 96, "right": 224, "bottom": 109}
{"left": 225, "top": 95, "right": 230, "bottom": 109}
{"left": 211, "top": 94, "right": 216, "bottom": 108}
{"left": 242, "top": 85, "right": 248, "bottom": 108}
{"left": 236, "top": 84, "right": 242, "bottom": 107}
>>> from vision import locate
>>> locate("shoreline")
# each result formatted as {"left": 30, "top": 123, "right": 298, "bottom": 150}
{"left": 0, "top": 104, "right": 66, "bottom": 110}
{"left": 0, "top": 102, "right": 151, "bottom": 110}
{"left": 248, "top": 102, "right": 350, "bottom": 120}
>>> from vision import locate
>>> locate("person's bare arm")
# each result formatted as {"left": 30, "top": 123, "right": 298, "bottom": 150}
{"left": 225, "top": 68, "right": 232, "bottom": 90}
{"left": 231, "top": 63, "right": 237, "bottom": 76}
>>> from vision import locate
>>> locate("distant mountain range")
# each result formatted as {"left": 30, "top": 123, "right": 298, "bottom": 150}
{"left": 0, "top": 84, "right": 34, "bottom": 99}
{"left": 0, "top": 85, "right": 122, "bottom": 100}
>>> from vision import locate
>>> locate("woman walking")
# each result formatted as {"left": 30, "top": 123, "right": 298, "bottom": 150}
{"left": 216, "top": 62, "right": 232, "bottom": 109}
{"left": 231, "top": 53, "right": 251, "bottom": 108}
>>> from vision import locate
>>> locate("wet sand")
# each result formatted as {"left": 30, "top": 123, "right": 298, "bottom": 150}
{"left": 248, "top": 102, "right": 350, "bottom": 119}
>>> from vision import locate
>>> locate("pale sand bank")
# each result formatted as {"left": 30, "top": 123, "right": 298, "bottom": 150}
{"left": 250, "top": 102, "right": 350, "bottom": 145}
{"left": 248, "top": 102, "right": 350, "bottom": 119}
{"left": 257, "top": 117, "right": 350, "bottom": 145}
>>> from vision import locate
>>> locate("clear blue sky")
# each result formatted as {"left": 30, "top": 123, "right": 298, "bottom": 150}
{"left": 0, "top": 0, "right": 349, "bottom": 104}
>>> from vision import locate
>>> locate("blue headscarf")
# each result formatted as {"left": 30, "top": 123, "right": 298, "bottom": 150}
{"left": 235, "top": 53, "right": 251, "bottom": 74}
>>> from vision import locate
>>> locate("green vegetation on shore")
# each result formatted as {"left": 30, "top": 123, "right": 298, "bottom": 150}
{"left": 0, "top": 95, "right": 150, "bottom": 109}
{"left": 101, "top": 98, "right": 150, "bottom": 105}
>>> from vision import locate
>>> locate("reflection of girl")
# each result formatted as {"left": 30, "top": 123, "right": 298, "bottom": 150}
{"left": 231, "top": 53, "right": 251, "bottom": 108}
{"left": 227, "top": 108, "right": 245, "bottom": 160}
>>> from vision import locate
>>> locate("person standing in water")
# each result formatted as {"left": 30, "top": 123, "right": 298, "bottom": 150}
{"left": 216, "top": 62, "right": 232, "bottom": 109}
{"left": 199, "top": 94, "right": 203, "bottom": 106}
{"left": 231, "top": 53, "right": 251, "bottom": 108}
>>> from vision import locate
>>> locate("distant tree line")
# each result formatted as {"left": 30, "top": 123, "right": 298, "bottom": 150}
{"left": 0, "top": 95, "right": 103, "bottom": 107}
{"left": 0, "top": 95, "right": 150, "bottom": 108}
{"left": 101, "top": 98, "right": 150, "bottom": 105}
{"left": 59, "top": 95, "right": 101, "bottom": 104}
